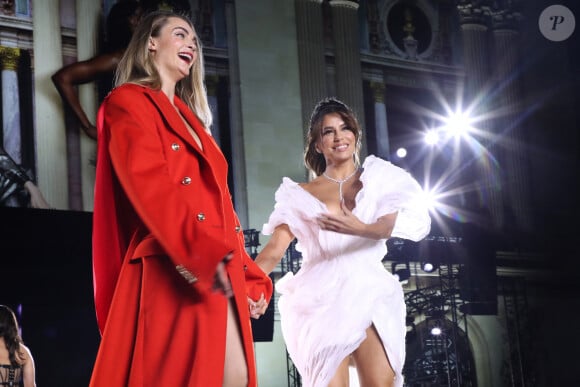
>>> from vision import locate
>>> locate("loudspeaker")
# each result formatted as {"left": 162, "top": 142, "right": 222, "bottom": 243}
{"left": 458, "top": 221, "right": 498, "bottom": 315}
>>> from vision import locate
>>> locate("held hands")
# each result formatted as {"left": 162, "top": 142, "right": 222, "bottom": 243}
{"left": 248, "top": 293, "right": 268, "bottom": 319}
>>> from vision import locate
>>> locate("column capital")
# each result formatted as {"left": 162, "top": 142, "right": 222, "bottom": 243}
{"left": 490, "top": 10, "right": 522, "bottom": 31}
{"left": 329, "top": 0, "right": 359, "bottom": 11}
{"left": 296, "top": 0, "right": 323, "bottom": 4}
{"left": 456, "top": 2, "right": 490, "bottom": 26}
{"left": 0, "top": 46, "right": 21, "bottom": 71}
{"left": 370, "top": 82, "right": 385, "bottom": 104}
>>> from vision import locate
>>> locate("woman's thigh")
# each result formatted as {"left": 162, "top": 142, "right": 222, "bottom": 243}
{"left": 352, "top": 325, "right": 395, "bottom": 387}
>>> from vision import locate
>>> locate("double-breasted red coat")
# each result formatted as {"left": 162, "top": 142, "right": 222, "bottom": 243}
{"left": 90, "top": 84, "right": 272, "bottom": 386}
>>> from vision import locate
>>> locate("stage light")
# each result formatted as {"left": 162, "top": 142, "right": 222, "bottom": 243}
{"left": 421, "top": 261, "right": 438, "bottom": 273}
{"left": 396, "top": 147, "right": 407, "bottom": 158}
{"left": 442, "top": 112, "right": 473, "bottom": 138}
{"left": 424, "top": 130, "right": 439, "bottom": 145}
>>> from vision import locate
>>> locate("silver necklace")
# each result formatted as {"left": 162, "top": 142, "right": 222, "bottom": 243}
{"left": 322, "top": 168, "right": 359, "bottom": 202}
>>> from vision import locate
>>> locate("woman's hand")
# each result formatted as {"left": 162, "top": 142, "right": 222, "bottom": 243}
{"left": 213, "top": 253, "right": 233, "bottom": 297}
{"left": 248, "top": 293, "right": 268, "bottom": 319}
{"left": 23, "top": 181, "right": 50, "bottom": 209}
{"left": 317, "top": 201, "right": 397, "bottom": 240}
{"left": 83, "top": 123, "right": 98, "bottom": 140}
{"left": 317, "top": 200, "right": 365, "bottom": 236}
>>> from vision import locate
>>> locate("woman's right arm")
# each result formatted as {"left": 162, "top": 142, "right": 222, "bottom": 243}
{"left": 20, "top": 344, "right": 36, "bottom": 387}
{"left": 51, "top": 51, "right": 122, "bottom": 140}
{"left": 254, "top": 224, "right": 295, "bottom": 275}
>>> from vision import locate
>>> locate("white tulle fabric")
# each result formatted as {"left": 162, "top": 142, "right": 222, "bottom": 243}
{"left": 262, "top": 155, "right": 431, "bottom": 387}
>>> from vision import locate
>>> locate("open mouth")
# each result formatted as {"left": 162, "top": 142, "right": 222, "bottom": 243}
{"left": 178, "top": 52, "right": 193, "bottom": 64}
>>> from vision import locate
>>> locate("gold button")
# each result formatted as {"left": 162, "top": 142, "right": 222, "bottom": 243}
{"left": 171, "top": 143, "right": 181, "bottom": 151}
{"left": 197, "top": 213, "right": 205, "bottom": 221}
{"left": 181, "top": 176, "right": 191, "bottom": 185}
{"left": 235, "top": 225, "right": 241, "bottom": 233}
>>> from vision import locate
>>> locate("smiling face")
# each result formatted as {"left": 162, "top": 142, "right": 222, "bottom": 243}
{"left": 148, "top": 16, "right": 198, "bottom": 85}
{"left": 316, "top": 112, "right": 357, "bottom": 165}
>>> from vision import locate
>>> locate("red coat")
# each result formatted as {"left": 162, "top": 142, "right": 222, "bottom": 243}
{"left": 90, "top": 84, "right": 272, "bottom": 387}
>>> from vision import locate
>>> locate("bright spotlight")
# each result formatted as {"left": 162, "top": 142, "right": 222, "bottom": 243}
{"left": 424, "top": 130, "right": 439, "bottom": 145}
{"left": 443, "top": 112, "right": 472, "bottom": 138}
{"left": 420, "top": 189, "right": 439, "bottom": 212}
{"left": 421, "top": 262, "right": 437, "bottom": 273}
{"left": 430, "top": 326, "right": 442, "bottom": 336}
{"left": 396, "top": 147, "right": 407, "bottom": 158}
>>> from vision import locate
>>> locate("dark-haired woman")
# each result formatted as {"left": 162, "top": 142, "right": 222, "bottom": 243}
{"left": 254, "top": 98, "right": 431, "bottom": 387}
{"left": 0, "top": 305, "right": 36, "bottom": 387}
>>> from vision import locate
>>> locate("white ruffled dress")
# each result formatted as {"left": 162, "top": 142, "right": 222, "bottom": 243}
{"left": 262, "top": 155, "right": 431, "bottom": 387}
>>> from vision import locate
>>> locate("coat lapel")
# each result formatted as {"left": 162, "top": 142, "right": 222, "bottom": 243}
{"left": 143, "top": 88, "right": 207, "bottom": 156}
{"left": 141, "top": 87, "right": 228, "bottom": 190}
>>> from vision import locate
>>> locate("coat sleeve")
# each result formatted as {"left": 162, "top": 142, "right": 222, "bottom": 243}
{"left": 102, "top": 87, "right": 232, "bottom": 295}
{"left": 237, "top": 229, "right": 274, "bottom": 303}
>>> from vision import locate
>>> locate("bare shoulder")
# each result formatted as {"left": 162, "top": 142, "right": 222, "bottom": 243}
{"left": 18, "top": 344, "right": 34, "bottom": 364}
{"left": 299, "top": 176, "right": 323, "bottom": 194}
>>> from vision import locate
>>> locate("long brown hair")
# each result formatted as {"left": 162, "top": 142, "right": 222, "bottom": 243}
{"left": 0, "top": 305, "right": 24, "bottom": 366}
{"left": 304, "top": 97, "right": 362, "bottom": 176}
{"left": 114, "top": 10, "right": 213, "bottom": 129}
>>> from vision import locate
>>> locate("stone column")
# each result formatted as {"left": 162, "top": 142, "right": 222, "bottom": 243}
{"left": 295, "top": 0, "right": 327, "bottom": 133}
{"left": 76, "top": 0, "right": 100, "bottom": 211}
{"left": 457, "top": 3, "right": 504, "bottom": 228}
{"left": 491, "top": 13, "right": 533, "bottom": 234}
{"left": 206, "top": 74, "right": 221, "bottom": 147}
{"left": 329, "top": 0, "right": 366, "bottom": 154}
{"left": 370, "top": 81, "right": 390, "bottom": 160}
{"left": 33, "top": 0, "right": 68, "bottom": 209}
{"left": 225, "top": 0, "right": 249, "bottom": 227}
{"left": 0, "top": 47, "right": 21, "bottom": 163}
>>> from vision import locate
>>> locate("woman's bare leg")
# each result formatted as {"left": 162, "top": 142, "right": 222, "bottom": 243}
{"left": 223, "top": 299, "right": 248, "bottom": 387}
{"left": 328, "top": 356, "right": 351, "bottom": 387}
{"left": 352, "top": 325, "right": 395, "bottom": 387}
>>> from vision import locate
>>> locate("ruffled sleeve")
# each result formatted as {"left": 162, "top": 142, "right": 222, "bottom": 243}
{"left": 262, "top": 177, "right": 317, "bottom": 241}
{"left": 361, "top": 155, "right": 431, "bottom": 241}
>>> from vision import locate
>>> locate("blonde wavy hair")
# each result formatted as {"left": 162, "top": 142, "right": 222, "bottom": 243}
{"left": 114, "top": 10, "right": 212, "bottom": 129}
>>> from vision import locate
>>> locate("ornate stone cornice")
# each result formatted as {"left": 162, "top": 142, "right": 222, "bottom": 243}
{"left": 456, "top": 1, "right": 492, "bottom": 26}
{"left": 489, "top": 9, "right": 523, "bottom": 31}
{"left": 329, "top": 0, "right": 359, "bottom": 11}
{"left": 0, "top": 46, "right": 20, "bottom": 70}
{"left": 456, "top": 0, "right": 524, "bottom": 29}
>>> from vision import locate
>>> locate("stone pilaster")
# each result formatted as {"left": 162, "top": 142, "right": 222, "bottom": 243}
{"left": 295, "top": 0, "right": 327, "bottom": 133}
{"left": 329, "top": 0, "right": 366, "bottom": 154}
{"left": 0, "top": 46, "right": 21, "bottom": 163}
{"left": 370, "top": 81, "right": 390, "bottom": 159}
{"left": 491, "top": 12, "right": 533, "bottom": 233}
{"left": 33, "top": 0, "right": 68, "bottom": 209}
